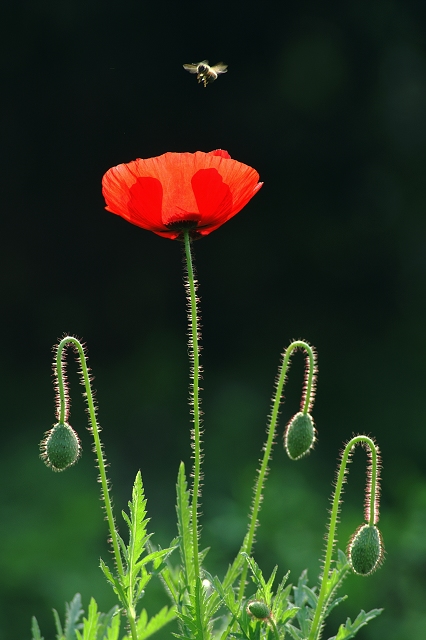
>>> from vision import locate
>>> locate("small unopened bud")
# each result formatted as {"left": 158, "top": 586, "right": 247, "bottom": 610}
{"left": 348, "top": 524, "right": 384, "bottom": 576}
{"left": 247, "top": 600, "right": 270, "bottom": 621}
{"left": 284, "top": 412, "right": 315, "bottom": 460}
{"left": 40, "top": 422, "right": 81, "bottom": 471}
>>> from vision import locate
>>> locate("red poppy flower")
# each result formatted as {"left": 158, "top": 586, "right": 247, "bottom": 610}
{"left": 102, "top": 150, "right": 262, "bottom": 239}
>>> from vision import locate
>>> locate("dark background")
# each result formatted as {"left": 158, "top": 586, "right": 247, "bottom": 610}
{"left": 1, "top": 0, "right": 426, "bottom": 638}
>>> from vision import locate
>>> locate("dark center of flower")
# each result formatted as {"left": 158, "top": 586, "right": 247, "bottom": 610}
{"left": 166, "top": 219, "right": 202, "bottom": 240}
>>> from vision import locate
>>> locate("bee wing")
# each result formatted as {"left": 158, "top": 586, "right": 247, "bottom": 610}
{"left": 183, "top": 63, "right": 199, "bottom": 74}
{"left": 210, "top": 63, "right": 228, "bottom": 75}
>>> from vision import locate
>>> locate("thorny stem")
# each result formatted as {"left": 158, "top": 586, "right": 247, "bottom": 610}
{"left": 183, "top": 230, "right": 202, "bottom": 583}
{"left": 237, "top": 341, "right": 316, "bottom": 603}
{"left": 56, "top": 337, "right": 138, "bottom": 640}
{"left": 308, "top": 435, "right": 379, "bottom": 640}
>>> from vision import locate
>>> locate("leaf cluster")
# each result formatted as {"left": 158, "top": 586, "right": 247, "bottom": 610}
{"left": 31, "top": 469, "right": 382, "bottom": 640}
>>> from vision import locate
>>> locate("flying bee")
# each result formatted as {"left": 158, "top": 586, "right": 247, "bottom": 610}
{"left": 183, "top": 60, "right": 228, "bottom": 87}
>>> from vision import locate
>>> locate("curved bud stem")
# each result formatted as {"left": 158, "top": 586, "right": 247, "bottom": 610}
{"left": 237, "top": 340, "right": 317, "bottom": 602}
{"left": 308, "top": 435, "right": 381, "bottom": 640}
{"left": 55, "top": 337, "right": 124, "bottom": 578}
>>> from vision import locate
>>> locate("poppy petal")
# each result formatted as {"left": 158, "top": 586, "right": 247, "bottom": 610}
{"left": 125, "top": 177, "right": 164, "bottom": 230}
{"left": 191, "top": 168, "right": 232, "bottom": 229}
{"left": 102, "top": 150, "right": 262, "bottom": 239}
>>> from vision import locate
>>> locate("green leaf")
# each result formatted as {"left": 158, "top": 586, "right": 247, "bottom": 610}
{"left": 175, "top": 577, "right": 213, "bottom": 640}
{"left": 75, "top": 598, "right": 100, "bottom": 640}
{"left": 241, "top": 552, "right": 280, "bottom": 609}
{"left": 100, "top": 558, "right": 128, "bottom": 606}
{"left": 293, "top": 571, "right": 309, "bottom": 608}
{"left": 324, "top": 595, "right": 348, "bottom": 618}
{"left": 52, "top": 609, "right": 63, "bottom": 640}
{"left": 271, "top": 573, "right": 291, "bottom": 621}
{"left": 221, "top": 533, "right": 248, "bottom": 590}
{"left": 176, "top": 462, "right": 194, "bottom": 590}
{"left": 157, "top": 561, "right": 179, "bottom": 604}
{"left": 302, "top": 585, "right": 318, "bottom": 609}
{"left": 96, "top": 606, "right": 120, "bottom": 640}
{"left": 31, "top": 617, "right": 44, "bottom": 640}
{"left": 286, "top": 624, "right": 304, "bottom": 640}
{"left": 295, "top": 604, "right": 313, "bottom": 637}
{"left": 64, "top": 593, "right": 84, "bottom": 640}
{"left": 329, "top": 608, "right": 383, "bottom": 640}
{"left": 133, "top": 545, "right": 177, "bottom": 574}
{"left": 280, "top": 606, "right": 299, "bottom": 624}
{"left": 104, "top": 615, "right": 120, "bottom": 640}
{"left": 126, "top": 471, "right": 150, "bottom": 583}
{"left": 135, "top": 606, "right": 176, "bottom": 640}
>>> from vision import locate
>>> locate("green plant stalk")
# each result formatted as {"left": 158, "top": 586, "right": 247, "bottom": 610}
{"left": 269, "top": 616, "right": 281, "bottom": 640}
{"left": 237, "top": 341, "right": 315, "bottom": 603}
{"left": 56, "top": 337, "right": 138, "bottom": 640}
{"left": 308, "top": 435, "right": 378, "bottom": 640}
{"left": 183, "top": 230, "right": 201, "bottom": 582}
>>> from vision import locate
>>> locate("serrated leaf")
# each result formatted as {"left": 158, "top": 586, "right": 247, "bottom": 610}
{"left": 126, "top": 471, "right": 150, "bottom": 582}
{"left": 241, "top": 554, "right": 269, "bottom": 602}
{"left": 295, "top": 606, "right": 313, "bottom": 637}
{"left": 175, "top": 576, "right": 213, "bottom": 640}
{"left": 324, "top": 551, "right": 350, "bottom": 597}
{"left": 117, "top": 531, "right": 129, "bottom": 564}
{"left": 200, "top": 572, "right": 221, "bottom": 620}
{"left": 96, "top": 606, "right": 120, "bottom": 640}
{"left": 75, "top": 598, "right": 100, "bottom": 640}
{"left": 221, "top": 534, "right": 249, "bottom": 591}
{"left": 133, "top": 545, "right": 177, "bottom": 573}
{"left": 176, "top": 462, "right": 194, "bottom": 590}
{"left": 280, "top": 606, "right": 299, "bottom": 624}
{"left": 272, "top": 575, "right": 292, "bottom": 621}
{"left": 52, "top": 609, "right": 63, "bottom": 639}
{"left": 324, "top": 595, "right": 348, "bottom": 618}
{"left": 286, "top": 623, "right": 304, "bottom": 640}
{"left": 293, "top": 571, "right": 309, "bottom": 608}
{"left": 136, "top": 606, "right": 176, "bottom": 640}
{"left": 193, "top": 576, "right": 211, "bottom": 640}
{"left": 31, "top": 617, "right": 44, "bottom": 640}
{"left": 104, "top": 614, "right": 120, "bottom": 640}
{"left": 151, "top": 537, "right": 179, "bottom": 572}
{"left": 64, "top": 594, "right": 84, "bottom": 640}
{"left": 100, "top": 559, "right": 127, "bottom": 606}
{"left": 302, "top": 585, "right": 318, "bottom": 608}
{"left": 265, "top": 566, "right": 278, "bottom": 594}
{"left": 329, "top": 608, "right": 383, "bottom": 640}
{"left": 336, "top": 549, "right": 350, "bottom": 571}
{"left": 158, "top": 562, "right": 179, "bottom": 603}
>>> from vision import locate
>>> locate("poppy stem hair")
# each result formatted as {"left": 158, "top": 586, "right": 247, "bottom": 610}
{"left": 182, "top": 230, "right": 203, "bottom": 583}
{"left": 54, "top": 337, "right": 125, "bottom": 580}
{"left": 237, "top": 340, "right": 317, "bottom": 603}
{"left": 309, "top": 435, "right": 381, "bottom": 640}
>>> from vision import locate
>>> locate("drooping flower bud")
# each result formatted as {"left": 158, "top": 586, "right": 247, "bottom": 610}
{"left": 284, "top": 411, "right": 316, "bottom": 460}
{"left": 40, "top": 422, "right": 81, "bottom": 471}
{"left": 246, "top": 600, "right": 271, "bottom": 621}
{"left": 348, "top": 523, "right": 384, "bottom": 576}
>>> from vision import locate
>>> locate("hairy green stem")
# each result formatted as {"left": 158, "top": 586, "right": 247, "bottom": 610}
{"left": 56, "top": 337, "right": 138, "bottom": 640}
{"left": 308, "top": 435, "right": 379, "bottom": 640}
{"left": 183, "top": 231, "right": 201, "bottom": 582}
{"left": 237, "top": 341, "right": 316, "bottom": 602}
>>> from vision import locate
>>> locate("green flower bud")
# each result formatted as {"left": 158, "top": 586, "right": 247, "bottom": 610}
{"left": 247, "top": 600, "right": 270, "bottom": 620}
{"left": 284, "top": 411, "right": 315, "bottom": 460}
{"left": 348, "top": 524, "right": 384, "bottom": 576}
{"left": 40, "top": 422, "right": 81, "bottom": 472}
